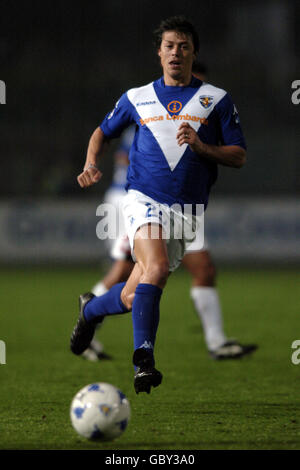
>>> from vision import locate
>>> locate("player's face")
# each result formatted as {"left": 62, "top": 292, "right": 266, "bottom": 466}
{"left": 158, "top": 31, "right": 196, "bottom": 84}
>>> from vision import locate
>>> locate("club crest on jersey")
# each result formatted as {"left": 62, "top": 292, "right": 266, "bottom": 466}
{"left": 167, "top": 100, "right": 182, "bottom": 113}
{"left": 199, "top": 95, "right": 213, "bottom": 109}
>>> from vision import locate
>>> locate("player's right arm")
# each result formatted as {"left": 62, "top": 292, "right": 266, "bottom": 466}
{"left": 77, "top": 127, "right": 107, "bottom": 188}
{"left": 77, "top": 92, "right": 135, "bottom": 188}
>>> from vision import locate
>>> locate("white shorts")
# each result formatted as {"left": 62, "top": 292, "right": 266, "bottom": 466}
{"left": 110, "top": 234, "right": 132, "bottom": 261}
{"left": 110, "top": 226, "right": 208, "bottom": 261}
{"left": 103, "top": 187, "right": 131, "bottom": 260}
{"left": 122, "top": 190, "right": 204, "bottom": 272}
{"left": 185, "top": 229, "right": 209, "bottom": 252}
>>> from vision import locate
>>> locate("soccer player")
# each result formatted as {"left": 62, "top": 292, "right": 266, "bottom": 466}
{"left": 85, "top": 64, "right": 257, "bottom": 362}
{"left": 71, "top": 16, "right": 249, "bottom": 393}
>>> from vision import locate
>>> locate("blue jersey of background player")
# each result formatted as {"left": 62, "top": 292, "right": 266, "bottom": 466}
{"left": 109, "top": 126, "right": 134, "bottom": 191}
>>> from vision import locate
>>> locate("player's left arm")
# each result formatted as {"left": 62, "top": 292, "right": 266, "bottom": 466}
{"left": 176, "top": 93, "right": 246, "bottom": 168}
{"left": 177, "top": 128, "right": 246, "bottom": 168}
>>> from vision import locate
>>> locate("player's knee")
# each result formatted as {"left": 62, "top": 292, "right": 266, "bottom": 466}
{"left": 207, "top": 261, "right": 217, "bottom": 283}
{"left": 194, "top": 260, "right": 216, "bottom": 286}
{"left": 120, "top": 289, "right": 135, "bottom": 310}
{"left": 143, "top": 260, "right": 169, "bottom": 287}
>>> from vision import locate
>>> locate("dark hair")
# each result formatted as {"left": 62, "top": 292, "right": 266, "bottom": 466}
{"left": 153, "top": 16, "right": 200, "bottom": 54}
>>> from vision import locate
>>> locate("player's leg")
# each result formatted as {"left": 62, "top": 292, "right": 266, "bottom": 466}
{"left": 70, "top": 275, "right": 132, "bottom": 356}
{"left": 82, "top": 258, "right": 134, "bottom": 361}
{"left": 70, "top": 223, "right": 167, "bottom": 392}
{"left": 123, "top": 223, "right": 169, "bottom": 393}
{"left": 182, "top": 250, "right": 227, "bottom": 351}
{"left": 91, "top": 233, "right": 134, "bottom": 296}
{"left": 124, "top": 223, "right": 169, "bottom": 346}
{"left": 182, "top": 250, "right": 257, "bottom": 359}
{"left": 83, "top": 221, "right": 134, "bottom": 359}
{"left": 95, "top": 259, "right": 134, "bottom": 293}
{"left": 70, "top": 225, "right": 168, "bottom": 346}
{"left": 70, "top": 256, "right": 136, "bottom": 357}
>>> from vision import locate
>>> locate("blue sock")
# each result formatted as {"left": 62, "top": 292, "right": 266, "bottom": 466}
{"left": 84, "top": 282, "right": 130, "bottom": 323}
{"left": 132, "top": 283, "right": 162, "bottom": 364}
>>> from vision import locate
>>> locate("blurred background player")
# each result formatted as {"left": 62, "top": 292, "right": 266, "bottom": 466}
{"left": 83, "top": 61, "right": 257, "bottom": 362}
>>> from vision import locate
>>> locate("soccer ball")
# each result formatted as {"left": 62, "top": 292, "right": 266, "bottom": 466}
{"left": 70, "top": 382, "right": 130, "bottom": 441}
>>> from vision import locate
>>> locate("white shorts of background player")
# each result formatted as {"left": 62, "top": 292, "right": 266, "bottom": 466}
{"left": 103, "top": 187, "right": 129, "bottom": 259}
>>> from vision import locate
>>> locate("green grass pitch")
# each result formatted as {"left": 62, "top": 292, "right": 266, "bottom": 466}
{"left": 0, "top": 265, "right": 300, "bottom": 450}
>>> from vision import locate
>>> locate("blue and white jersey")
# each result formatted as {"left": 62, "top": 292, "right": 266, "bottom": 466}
{"left": 100, "top": 76, "right": 246, "bottom": 210}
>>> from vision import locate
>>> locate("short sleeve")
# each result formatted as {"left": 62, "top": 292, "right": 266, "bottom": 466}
{"left": 100, "top": 93, "right": 135, "bottom": 139}
{"left": 215, "top": 93, "right": 247, "bottom": 150}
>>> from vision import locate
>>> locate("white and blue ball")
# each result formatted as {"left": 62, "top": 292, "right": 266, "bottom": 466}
{"left": 70, "top": 382, "right": 130, "bottom": 441}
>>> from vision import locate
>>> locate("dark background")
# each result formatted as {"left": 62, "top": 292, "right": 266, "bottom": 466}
{"left": 1, "top": 0, "right": 299, "bottom": 199}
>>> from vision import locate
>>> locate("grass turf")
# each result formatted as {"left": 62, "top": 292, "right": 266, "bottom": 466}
{"left": 0, "top": 265, "right": 300, "bottom": 450}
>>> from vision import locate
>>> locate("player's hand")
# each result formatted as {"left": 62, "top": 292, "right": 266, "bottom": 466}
{"left": 77, "top": 164, "right": 103, "bottom": 188}
{"left": 176, "top": 122, "right": 202, "bottom": 152}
